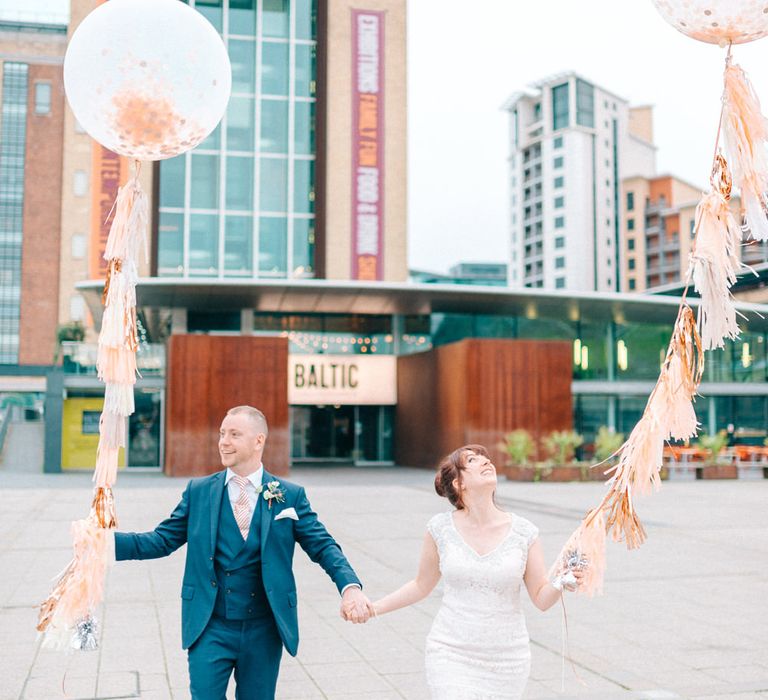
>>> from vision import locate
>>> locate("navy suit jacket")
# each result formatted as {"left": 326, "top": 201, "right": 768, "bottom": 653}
{"left": 114, "top": 469, "right": 362, "bottom": 654}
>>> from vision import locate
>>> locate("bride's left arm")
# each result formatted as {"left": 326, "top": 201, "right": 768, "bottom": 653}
{"left": 523, "top": 539, "right": 582, "bottom": 611}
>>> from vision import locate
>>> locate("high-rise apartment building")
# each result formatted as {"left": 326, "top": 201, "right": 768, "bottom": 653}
{"left": 504, "top": 73, "right": 655, "bottom": 291}
{"left": 622, "top": 174, "right": 768, "bottom": 292}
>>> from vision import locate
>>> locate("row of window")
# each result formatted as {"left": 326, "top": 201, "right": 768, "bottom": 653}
{"left": 0, "top": 62, "right": 27, "bottom": 363}
{"left": 551, "top": 79, "right": 595, "bottom": 132}
{"left": 158, "top": 211, "right": 314, "bottom": 277}
{"left": 193, "top": 0, "right": 317, "bottom": 41}
{"left": 160, "top": 154, "right": 314, "bottom": 213}
{"left": 195, "top": 97, "right": 315, "bottom": 154}
{"left": 230, "top": 40, "right": 315, "bottom": 97}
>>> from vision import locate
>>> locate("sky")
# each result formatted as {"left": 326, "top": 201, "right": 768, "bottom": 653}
{"left": 4, "top": 0, "right": 768, "bottom": 273}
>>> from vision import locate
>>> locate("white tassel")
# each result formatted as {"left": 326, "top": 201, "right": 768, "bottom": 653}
{"left": 605, "top": 415, "right": 666, "bottom": 498}
{"left": 690, "top": 191, "right": 743, "bottom": 350}
{"left": 93, "top": 446, "right": 120, "bottom": 489}
{"left": 98, "top": 411, "right": 126, "bottom": 450}
{"left": 104, "top": 172, "right": 149, "bottom": 264}
{"left": 722, "top": 62, "right": 768, "bottom": 241}
{"left": 652, "top": 353, "right": 699, "bottom": 442}
{"left": 104, "top": 383, "right": 134, "bottom": 417}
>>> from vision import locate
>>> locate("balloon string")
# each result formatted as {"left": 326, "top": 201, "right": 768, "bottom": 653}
{"left": 559, "top": 594, "right": 587, "bottom": 688}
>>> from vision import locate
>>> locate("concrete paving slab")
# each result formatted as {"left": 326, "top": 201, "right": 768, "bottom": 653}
{"left": 0, "top": 468, "right": 766, "bottom": 699}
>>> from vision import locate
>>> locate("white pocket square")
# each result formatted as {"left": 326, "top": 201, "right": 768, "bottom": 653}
{"left": 275, "top": 507, "right": 299, "bottom": 521}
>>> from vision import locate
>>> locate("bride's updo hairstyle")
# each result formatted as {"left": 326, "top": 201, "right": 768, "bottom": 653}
{"left": 434, "top": 444, "right": 491, "bottom": 510}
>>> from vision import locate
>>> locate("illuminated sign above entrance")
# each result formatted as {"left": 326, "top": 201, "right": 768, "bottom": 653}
{"left": 288, "top": 354, "right": 396, "bottom": 406}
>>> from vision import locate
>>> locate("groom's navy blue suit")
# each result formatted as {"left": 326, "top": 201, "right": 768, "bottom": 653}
{"left": 115, "top": 468, "right": 361, "bottom": 699}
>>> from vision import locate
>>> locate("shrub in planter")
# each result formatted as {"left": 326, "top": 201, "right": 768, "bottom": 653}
{"left": 540, "top": 430, "right": 585, "bottom": 482}
{"left": 542, "top": 430, "right": 583, "bottom": 465}
{"left": 696, "top": 430, "right": 736, "bottom": 479}
{"left": 594, "top": 426, "right": 624, "bottom": 462}
{"left": 499, "top": 429, "right": 535, "bottom": 480}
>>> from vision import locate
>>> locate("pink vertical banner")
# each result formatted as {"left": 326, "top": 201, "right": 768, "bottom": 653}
{"left": 351, "top": 9, "right": 385, "bottom": 280}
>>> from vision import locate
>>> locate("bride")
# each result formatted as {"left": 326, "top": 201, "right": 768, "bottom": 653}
{"left": 372, "top": 444, "right": 583, "bottom": 699}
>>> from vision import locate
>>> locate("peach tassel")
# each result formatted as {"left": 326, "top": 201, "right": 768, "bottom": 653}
{"left": 722, "top": 61, "right": 768, "bottom": 241}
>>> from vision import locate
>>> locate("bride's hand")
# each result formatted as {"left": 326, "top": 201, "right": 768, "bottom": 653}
{"left": 569, "top": 568, "right": 586, "bottom": 590}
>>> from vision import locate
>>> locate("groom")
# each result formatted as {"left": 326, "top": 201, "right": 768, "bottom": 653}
{"left": 114, "top": 405, "right": 371, "bottom": 699}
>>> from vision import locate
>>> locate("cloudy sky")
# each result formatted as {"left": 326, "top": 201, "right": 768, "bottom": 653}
{"left": 4, "top": 0, "right": 768, "bottom": 273}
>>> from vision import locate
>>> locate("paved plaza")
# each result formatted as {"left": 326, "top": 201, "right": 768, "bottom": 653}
{"left": 0, "top": 468, "right": 766, "bottom": 700}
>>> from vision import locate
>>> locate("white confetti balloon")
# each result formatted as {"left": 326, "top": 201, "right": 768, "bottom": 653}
{"left": 64, "top": 0, "right": 231, "bottom": 160}
{"left": 651, "top": 0, "right": 768, "bottom": 45}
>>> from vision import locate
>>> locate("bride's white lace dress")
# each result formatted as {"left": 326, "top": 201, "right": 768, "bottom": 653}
{"left": 425, "top": 511, "right": 539, "bottom": 700}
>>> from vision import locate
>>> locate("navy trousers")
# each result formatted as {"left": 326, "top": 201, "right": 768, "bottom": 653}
{"left": 188, "top": 614, "right": 283, "bottom": 700}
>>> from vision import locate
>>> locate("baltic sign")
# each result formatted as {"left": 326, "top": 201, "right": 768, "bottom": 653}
{"left": 288, "top": 354, "right": 396, "bottom": 405}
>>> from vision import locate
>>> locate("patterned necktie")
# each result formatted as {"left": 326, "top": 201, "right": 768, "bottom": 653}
{"left": 231, "top": 474, "right": 253, "bottom": 540}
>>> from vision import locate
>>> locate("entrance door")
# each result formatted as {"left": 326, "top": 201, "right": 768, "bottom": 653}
{"left": 291, "top": 405, "right": 355, "bottom": 462}
{"left": 291, "top": 405, "right": 394, "bottom": 465}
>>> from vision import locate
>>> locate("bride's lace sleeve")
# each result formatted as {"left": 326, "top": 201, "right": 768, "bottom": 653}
{"left": 426, "top": 512, "right": 450, "bottom": 551}
{"left": 513, "top": 516, "right": 539, "bottom": 549}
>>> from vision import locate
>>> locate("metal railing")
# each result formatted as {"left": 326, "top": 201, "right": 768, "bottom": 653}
{"left": 61, "top": 342, "right": 166, "bottom": 376}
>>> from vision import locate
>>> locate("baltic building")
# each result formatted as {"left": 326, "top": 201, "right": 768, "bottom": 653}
{"left": 1, "top": 3, "right": 767, "bottom": 476}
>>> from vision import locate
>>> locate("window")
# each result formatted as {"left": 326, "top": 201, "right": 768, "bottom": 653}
{"left": 555, "top": 277, "right": 566, "bottom": 289}
{"left": 627, "top": 218, "right": 635, "bottom": 231}
{"left": 554, "top": 196, "right": 564, "bottom": 209}
{"left": 554, "top": 176, "right": 564, "bottom": 189}
{"left": 628, "top": 278, "right": 636, "bottom": 290}
{"left": 552, "top": 82, "right": 569, "bottom": 131}
{"left": 71, "top": 234, "right": 86, "bottom": 259}
{"left": 626, "top": 192, "right": 635, "bottom": 211}
{"left": 628, "top": 238, "right": 635, "bottom": 251}
{"left": 533, "top": 102, "right": 541, "bottom": 121}
{"left": 555, "top": 236, "right": 565, "bottom": 249}
{"left": 70, "top": 295, "right": 86, "bottom": 321}
{"left": 555, "top": 257, "right": 566, "bottom": 269}
{"left": 628, "top": 258, "right": 636, "bottom": 270}
{"left": 34, "top": 82, "right": 51, "bottom": 115}
{"left": 554, "top": 156, "right": 564, "bottom": 169}
{"left": 73, "top": 170, "right": 88, "bottom": 197}
{"left": 553, "top": 136, "right": 563, "bottom": 149}
{"left": 576, "top": 79, "right": 594, "bottom": 128}
{"left": 555, "top": 216, "right": 565, "bottom": 229}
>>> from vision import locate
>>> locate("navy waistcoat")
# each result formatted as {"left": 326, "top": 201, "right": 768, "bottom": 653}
{"left": 212, "top": 489, "right": 270, "bottom": 620}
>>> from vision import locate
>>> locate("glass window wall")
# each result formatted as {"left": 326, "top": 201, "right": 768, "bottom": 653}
{"left": 158, "top": 0, "right": 316, "bottom": 278}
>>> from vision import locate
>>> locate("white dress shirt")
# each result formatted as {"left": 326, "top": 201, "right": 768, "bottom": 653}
{"left": 225, "top": 465, "right": 263, "bottom": 527}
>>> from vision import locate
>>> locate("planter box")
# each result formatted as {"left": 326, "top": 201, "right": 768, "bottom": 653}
{"left": 504, "top": 465, "right": 536, "bottom": 481}
{"left": 695, "top": 464, "right": 738, "bottom": 480}
{"left": 538, "top": 465, "right": 582, "bottom": 482}
{"left": 505, "top": 463, "right": 612, "bottom": 482}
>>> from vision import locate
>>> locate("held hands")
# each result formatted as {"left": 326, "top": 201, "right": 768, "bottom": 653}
{"left": 340, "top": 586, "right": 375, "bottom": 624}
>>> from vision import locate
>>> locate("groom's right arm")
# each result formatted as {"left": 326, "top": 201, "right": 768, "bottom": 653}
{"left": 115, "top": 483, "right": 190, "bottom": 560}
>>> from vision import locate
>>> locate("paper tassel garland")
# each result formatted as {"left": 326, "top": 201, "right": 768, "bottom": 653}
{"left": 37, "top": 163, "right": 147, "bottom": 648}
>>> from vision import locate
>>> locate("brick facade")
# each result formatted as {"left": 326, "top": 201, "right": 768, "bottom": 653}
{"left": 18, "top": 63, "right": 65, "bottom": 365}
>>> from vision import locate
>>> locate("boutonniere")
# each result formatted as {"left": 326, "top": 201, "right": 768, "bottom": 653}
{"left": 257, "top": 480, "right": 285, "bottom": 509}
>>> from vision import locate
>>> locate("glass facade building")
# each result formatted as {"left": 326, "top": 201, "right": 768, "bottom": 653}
{"left": 157, "top": 0, "right": 317, "bottom": 280}
{"left": 0, "top": 62, "right": 28, "bottom": 364}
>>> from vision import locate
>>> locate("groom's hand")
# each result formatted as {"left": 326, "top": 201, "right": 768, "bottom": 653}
{"left": 340, "top": 586, "right": 372, "bottom": 624}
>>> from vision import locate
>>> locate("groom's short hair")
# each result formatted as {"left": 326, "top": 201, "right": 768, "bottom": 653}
{"left": 227, "top": 405, "right": 269, "bottom": 439}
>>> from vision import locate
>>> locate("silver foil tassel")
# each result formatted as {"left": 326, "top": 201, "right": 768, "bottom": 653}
{"left": 72, "top": 616, "right": 99, "bottom": 651}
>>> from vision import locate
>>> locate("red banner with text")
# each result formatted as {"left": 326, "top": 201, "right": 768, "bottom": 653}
{"left": 351, "top": 10, "right": 385, "bottom": 280}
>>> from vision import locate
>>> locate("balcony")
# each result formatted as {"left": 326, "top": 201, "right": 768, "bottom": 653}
{"left": 61, "top": 342, "right": 166, "bottom": 376}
